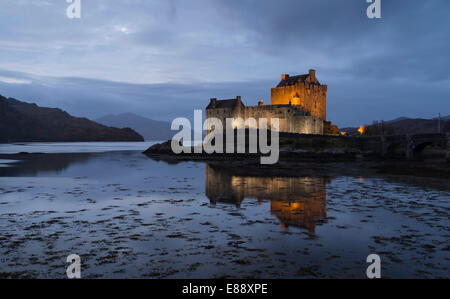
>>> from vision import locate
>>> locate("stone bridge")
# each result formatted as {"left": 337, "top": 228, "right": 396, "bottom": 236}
{"left": 279, "top": 132, "right": 450, "bottom": 162}
{"left": 379, "top": 133, "right": 449, "bottom": 160}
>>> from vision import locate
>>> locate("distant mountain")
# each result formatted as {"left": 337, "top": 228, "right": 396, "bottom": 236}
{"left": 385, "top": 117, "right": 449, "bottom": 135}
{"left": 341, "top": 116, "right": 450, "bottom": 136}
{"left": 433, "top": 115, "right": 450, "bottom": 122}
{"left": 96, "top": 113, "right": 172, "bottom": 141}
{"left": 0, "top": 95, "right": 144, "bottom": 142}
{"left": 385, "top": 117, "right": 410, "bottom": 123}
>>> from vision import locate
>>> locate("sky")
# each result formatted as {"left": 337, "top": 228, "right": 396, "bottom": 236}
{"left": 0, "top": 0, "right": 449, "bottom": 127}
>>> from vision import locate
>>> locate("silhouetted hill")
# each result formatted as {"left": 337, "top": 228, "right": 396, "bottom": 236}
{"left": 341, "top": 116, "right": 450, "bottom": 136}
{"left": 385, "top": 117, "right": 410, "bottom": 124}
{"left": 0, "top": 95, "right": 144, "bottom": 142}
{"left": 433, "top": 115, "right": 450, "bottom": 122}
{"left": 96, "top": 113, "right": 172, "bottom": 141}
{"left": 386, "top": 117, "right": 449, "bottom": 135}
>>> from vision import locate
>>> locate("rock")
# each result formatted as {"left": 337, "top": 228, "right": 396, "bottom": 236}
{"left": 143, "top": 141, "right": 173, "bottom": 154}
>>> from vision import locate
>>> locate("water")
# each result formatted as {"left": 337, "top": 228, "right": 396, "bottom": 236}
{"left": 0, "top": 143, "right": 448, "bottom": 278}
{"left": 0, "top": 142, "right": 157, "bottom": 154}
{"left": 0, "top": 160, "right": 21, "bottom": 167}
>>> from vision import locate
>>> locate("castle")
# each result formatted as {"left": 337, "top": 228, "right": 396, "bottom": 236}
{"left": 206, "top": 70, "right": 338, "bottom": 135}
{"left": 205, "top": 164, "right": 329, "bottom": 233}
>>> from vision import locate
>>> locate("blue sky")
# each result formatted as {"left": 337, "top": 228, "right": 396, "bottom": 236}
{"left": 0, "top": 0, "right": 449, "bottom": 127}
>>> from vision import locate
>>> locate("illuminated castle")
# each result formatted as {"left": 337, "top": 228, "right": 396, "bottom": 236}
{"left": 205, "top": 164, "right": 329, "bottom": 233}
{"left": 206, "top": 70, "right": 338, "bottom": 135}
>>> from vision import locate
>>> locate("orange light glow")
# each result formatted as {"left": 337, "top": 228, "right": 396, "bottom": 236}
{"left": 358, "top": 125, "right": 366, "bottom": 135}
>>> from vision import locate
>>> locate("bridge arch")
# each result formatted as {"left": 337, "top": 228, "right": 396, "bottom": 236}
{"left": 409, "top": 138, "right": 447, "bottom": 161}
{"left": 413, "top": 141, "right": 434, "bottom": 155}
{"left": 380, "top": 133, "right": 449, "bottom": 162}
{"left": 386, "top": 142, "right": 406, "bottom": 157}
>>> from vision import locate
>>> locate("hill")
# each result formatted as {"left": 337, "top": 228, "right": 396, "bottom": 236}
{"left": 341, "top": 116, "right": 450, "bottom": 136}
{"left": 0, "top": 95, "right": 144, "bottom": 142}
{"left": 385, "top": 117, "right": 449, "bottom": 135}
{"left": 95, "top": 113, "right": 172, "bottom": 141}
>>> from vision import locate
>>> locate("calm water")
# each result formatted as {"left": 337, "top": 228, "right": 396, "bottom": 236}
{"left": 0, "top": 142, "right": 157, "bottom": 154}
{"left": 0, "top": 143, "right": 448, "bottom": 278}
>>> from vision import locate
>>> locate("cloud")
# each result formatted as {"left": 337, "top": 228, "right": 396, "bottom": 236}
{"left": 0, "top": 76, "right": 32, "bottom": 84}
{"left": 0, "top": 0, "right": 449, "bottom": 127}
{"left": 0, "top": 68, "right": 273, "bottom": 121}
{"left": 1, "top": 69, "right": 449, "bottom": 128}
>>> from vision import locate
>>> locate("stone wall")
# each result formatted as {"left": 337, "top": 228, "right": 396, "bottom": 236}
{"left": 206, "top": 104, "right": 324, "bottom": 135}
{"left": 270, "top": 82, "right": 327, "bottom": 120}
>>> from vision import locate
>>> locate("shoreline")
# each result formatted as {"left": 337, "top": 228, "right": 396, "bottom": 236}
{"left": 143, "top": 140, "right": 450, "bottom": 181}
{"left": 0, "top": 147, "right": 448, "bottom": 188}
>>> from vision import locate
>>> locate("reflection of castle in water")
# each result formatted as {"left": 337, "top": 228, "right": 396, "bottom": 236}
{"left": 205, "top": 164, "right": 330, "bottom": 233}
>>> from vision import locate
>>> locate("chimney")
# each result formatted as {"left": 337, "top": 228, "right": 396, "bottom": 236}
{"left": 281, "top": 74, "right": 290, "bottom": 80}
{"left": 308, "top": 69, "right": 316, "bottom": 81}
{"left": 210, "top": 98, "right": 217, "bottom": 108}
{"left": 234, "top": 96, "right": 243, "bottom": 110}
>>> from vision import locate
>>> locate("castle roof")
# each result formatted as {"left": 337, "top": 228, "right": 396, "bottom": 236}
{"left": 276, "top": 70, "right": 320, "bottom": 87}
{"left": 206, "top": 97, "right": 245, "bottom": 109}
{"left": 277, "top": 74, "right": 309, "bottom": 87}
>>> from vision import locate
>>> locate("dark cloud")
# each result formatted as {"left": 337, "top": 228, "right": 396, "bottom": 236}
{"left": 0, "top": 0, "right": 449, "bottom": 127}
{"left": 213, "top": 0, "right": 450, "bottom": 80}
{"left": 0, "top": 69, "right": 274, "bottom": 122}
{"left": 1, "top": 68, "right": 448, "bottom": 128}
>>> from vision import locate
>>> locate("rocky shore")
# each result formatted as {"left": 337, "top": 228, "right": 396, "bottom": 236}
{"left": 143, "top": 140, "right": 361, "bottom": 162}
{"left": 143, "top": 140, "right": 450, "bottom": 180}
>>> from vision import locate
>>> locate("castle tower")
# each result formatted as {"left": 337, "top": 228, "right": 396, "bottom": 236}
{"left": 270, "top": 69, "right": 327, "bottom": 120}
